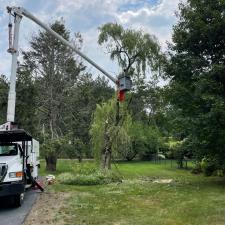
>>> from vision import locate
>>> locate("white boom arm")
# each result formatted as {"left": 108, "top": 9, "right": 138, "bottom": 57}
{"left": 6, "top": 6, "right": 118, "bottom": 123}
{"left": 6, "top": 9, "right": 22, "bottom": 122}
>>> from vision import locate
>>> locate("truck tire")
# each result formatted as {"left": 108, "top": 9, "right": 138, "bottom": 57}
{"left": 14, "top": 193, "right": 24, "bottom": 207}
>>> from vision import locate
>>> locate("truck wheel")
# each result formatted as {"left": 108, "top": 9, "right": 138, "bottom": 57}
{"left": 14, "top": 193, "right": 24, "bottom": 207}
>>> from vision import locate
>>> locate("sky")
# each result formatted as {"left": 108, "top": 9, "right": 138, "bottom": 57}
{"left": 0, "top": 0, "right": 181, "bottom": 84}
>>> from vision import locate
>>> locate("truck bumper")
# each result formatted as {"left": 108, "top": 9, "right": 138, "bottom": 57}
{"left": 0, "top": 182, "right": 25, "bottom": 197}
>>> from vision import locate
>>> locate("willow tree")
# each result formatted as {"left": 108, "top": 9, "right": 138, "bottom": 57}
{"left": 92, "top": 23, "right": 163, "bottom": 169}
{"left": 98, "top": 23, "right": 164, "bottom": 86}
{"left": 90, "top": 98, "right": 132, "bottom": 169}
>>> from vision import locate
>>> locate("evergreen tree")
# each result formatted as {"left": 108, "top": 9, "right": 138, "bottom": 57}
{"left": 166, "top": 0, "right": 225, "bottom": 169}
{"left": 15, "top": 66, "right": 38, "bottom": 134}
{"left": 23, "top": 20, "right": 84, "bottom": 171}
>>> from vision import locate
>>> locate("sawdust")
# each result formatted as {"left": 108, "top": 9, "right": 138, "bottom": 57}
{"left": 23, "top": 191, "right": 70, "bottom": 225}
{"left": 153, "top": 179, "right": 173, "bottom": 184}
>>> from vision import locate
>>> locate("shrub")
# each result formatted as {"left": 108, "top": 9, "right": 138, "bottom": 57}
{"left": 191, "top": 160, "right": 225, "bottom": 176}
{"left": 191, "top": 162, "right": 202, "bottom": 174}
{"left": 58, "top": 172, "right": 76, "bottom": 184}
{"left": 216, "top": 169, "right": 224, "bottom": 177}
{"left": 201, "top": 158, "right": 217, "bottom": 176}
{"left": 72, "top": 162, "right": 97, "bottom": 175}
{"left": 58, "top": 170, "right": 122, "bottom": 185}
{"left": 164, "top": 138, "right": 183, "bottom": 159}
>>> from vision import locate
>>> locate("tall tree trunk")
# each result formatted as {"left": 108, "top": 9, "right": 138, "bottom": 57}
{"left": 101, "top": 126, "right": 112, "bottom": 170}
{"left": 105, "top": 149, "right": 111, "bottom": 169}
{"left": 101, "top": 100, "right": 121, "bottom": 170}
{"left": 101, "top": 147, "right": 111, "bottom": 169}
{"left": 45, "top": 118, "right": 58, "bottom": 172}
{"left": 78, "top": 155, "right": 82, "bottom": 163}
{"left": 45, "top": 154, "right": 57, "bottom": 171}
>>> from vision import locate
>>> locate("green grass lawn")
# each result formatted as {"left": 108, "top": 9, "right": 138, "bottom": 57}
{"left": 41, "top": 160, "right": 225, "bottom": 225}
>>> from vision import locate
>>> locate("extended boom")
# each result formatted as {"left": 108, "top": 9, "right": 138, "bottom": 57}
{"left": 6, "top": 6, "right": 120, "bottom": 123}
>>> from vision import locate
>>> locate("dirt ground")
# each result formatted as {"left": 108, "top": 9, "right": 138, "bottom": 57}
{"left": 23, "top": 191, "right": 70, "bottom": 225}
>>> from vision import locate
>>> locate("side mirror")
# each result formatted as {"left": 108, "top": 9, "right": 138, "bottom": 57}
{"left": 18, "top": 145, "right": 25, "bottom": 158}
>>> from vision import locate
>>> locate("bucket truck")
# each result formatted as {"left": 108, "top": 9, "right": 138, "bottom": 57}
{"left": 0, "top": 6, "right": 131, "bottom": 207}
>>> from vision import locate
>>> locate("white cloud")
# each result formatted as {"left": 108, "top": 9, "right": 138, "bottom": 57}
{"left": 0, "top": 0, "right": 181, "bottom": 81}
{"left": 116, "top": 0, "right": 180, "bottom": 49}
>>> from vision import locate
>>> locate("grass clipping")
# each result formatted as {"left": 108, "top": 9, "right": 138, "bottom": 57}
{"left": 58, "top": 170, "right": 122, "bottom": 185}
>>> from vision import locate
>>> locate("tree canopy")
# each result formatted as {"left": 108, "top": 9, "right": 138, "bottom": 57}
{"left": 98, "top": 23, "right": 164, "bottom": 85}
{"left": 166, "top": 0, "right": 225, "bottom": 169}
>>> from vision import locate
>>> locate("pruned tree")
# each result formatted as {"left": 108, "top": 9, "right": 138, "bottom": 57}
{"left": 92, "top": 23, "right": 164, "bottom": 168}
{"left": 98, "top": 23, "right": 164, "bottom": 86}
{"left": 90, "top": 98, "right": 117, "bottom": 169}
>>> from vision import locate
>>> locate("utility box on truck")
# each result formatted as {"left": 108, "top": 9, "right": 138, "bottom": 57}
{"left": 0, "top": 129, "right": 40, "bottom": 207}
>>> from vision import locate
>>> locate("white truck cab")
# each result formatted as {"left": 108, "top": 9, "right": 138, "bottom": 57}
{"left": 0, "top": 129, "right": 40, "bottom": 207}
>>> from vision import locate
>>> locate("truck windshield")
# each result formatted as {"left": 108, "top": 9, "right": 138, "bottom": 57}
{"left": 0, "top": 144, "right": 17, "bottom": 156}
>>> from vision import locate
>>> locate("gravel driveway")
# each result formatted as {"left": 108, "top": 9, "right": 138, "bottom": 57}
{"left": 0, "top": 189, "right": 38, "bottom": 225}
